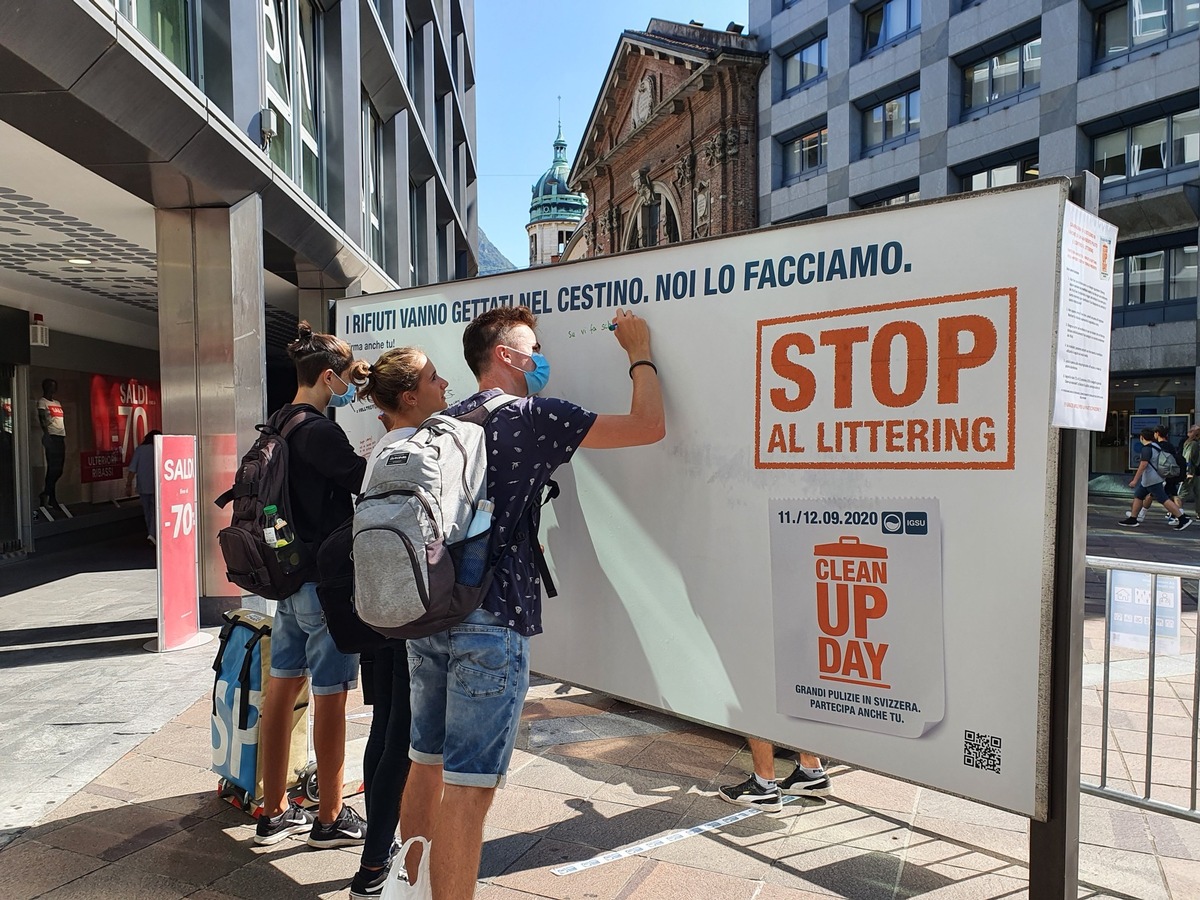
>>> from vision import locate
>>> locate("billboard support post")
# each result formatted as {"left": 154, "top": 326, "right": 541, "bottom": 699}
{"left": 1028, "top": 173, "right": 1099, "bottom": 898}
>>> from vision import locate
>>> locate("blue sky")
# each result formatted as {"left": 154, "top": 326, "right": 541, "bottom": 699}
{"left": 474, "top": 1, "right": 750, "bottom": 269}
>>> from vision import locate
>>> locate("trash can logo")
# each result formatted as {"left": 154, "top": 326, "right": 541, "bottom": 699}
{"left": 814, "top": 536, "right": 890, "bottom": 689}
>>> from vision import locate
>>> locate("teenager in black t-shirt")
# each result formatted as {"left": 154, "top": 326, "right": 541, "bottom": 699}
{"left": 254, "top": 323, "right": 370, "bottom": 848}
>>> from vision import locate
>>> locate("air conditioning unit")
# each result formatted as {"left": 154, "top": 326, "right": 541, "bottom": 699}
{"left": 30, "top": 314, "right": 49, "bottom": 347}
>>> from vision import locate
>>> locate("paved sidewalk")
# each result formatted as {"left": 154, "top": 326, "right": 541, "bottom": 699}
{"left": 3, "top": 678, "right": 1200, "bottom": 899}
{"left": 1, "top": 493, "right": 1200, "bottom": 898}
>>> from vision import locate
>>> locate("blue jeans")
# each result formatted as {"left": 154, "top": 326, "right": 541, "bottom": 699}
{"left": 269, "top": 583, "right": 359, "bottom": 694}
{"left": 407, "top": 609, "right": 530, "bottom": 788}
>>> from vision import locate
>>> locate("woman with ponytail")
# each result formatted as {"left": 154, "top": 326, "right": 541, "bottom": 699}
{"left": 348, "top": 347, "right": 449, "bottom": 899}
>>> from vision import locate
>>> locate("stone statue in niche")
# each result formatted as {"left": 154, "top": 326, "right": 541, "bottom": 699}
{"left": 673, "top": 153, "right": 695, "bottom": 189}
{"left": 632, "top": 74, "right": 656, "bottom": 128}
{"left": 694, "top": 180, "right": 710, "bottom": 238}
{"left": 632, "top": 169, "right": 654, "bottom": 205}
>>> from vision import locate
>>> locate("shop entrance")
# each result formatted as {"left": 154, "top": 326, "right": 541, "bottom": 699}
{"left": 1093, "top": 372, "right": 1196, "bottom": 474}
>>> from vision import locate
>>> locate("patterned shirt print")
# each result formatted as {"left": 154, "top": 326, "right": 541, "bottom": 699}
{"left": 443, "top": 389, "right": 596, "bottom": 636}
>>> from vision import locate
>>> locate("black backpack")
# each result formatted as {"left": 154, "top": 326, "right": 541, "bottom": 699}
{"left": 214, "top": 407, "right": 321, "bottom": 601}
{"left": 315, "top": 515, "right": 387, "bottom": 654}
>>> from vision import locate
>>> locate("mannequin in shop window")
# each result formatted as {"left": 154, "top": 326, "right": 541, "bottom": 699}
{"left": 37, "top": 378, "right": 66, "bottom": 509}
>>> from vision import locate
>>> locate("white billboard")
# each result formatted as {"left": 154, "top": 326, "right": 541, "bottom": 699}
{"left": 336, "top": 181, "right": 1081, "bottom": 819}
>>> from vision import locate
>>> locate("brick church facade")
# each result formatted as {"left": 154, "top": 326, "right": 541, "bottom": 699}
{"left": 563, "top": 19, "right": 766, "bottom": 261}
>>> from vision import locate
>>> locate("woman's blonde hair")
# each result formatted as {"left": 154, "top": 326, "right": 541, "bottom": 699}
{"left": 358, "top": 347, "right": 426, "bottom": 411}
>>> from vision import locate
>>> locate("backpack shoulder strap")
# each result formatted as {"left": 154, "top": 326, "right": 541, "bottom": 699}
{"left": 482, "top": 393, "right": 520, "bottom": 416}
{"left": 454, "top": 392, "right": 520, "bottom": 428}
{"left": 273, "top": 406, "right": 324, "bottom": 439}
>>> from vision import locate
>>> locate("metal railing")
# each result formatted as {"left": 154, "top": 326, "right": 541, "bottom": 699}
{"left": 1083, "top": 554, "right": 1200, "bottom": 823}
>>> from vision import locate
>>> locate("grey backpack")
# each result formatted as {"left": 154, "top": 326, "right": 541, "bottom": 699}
{"left": 351, "top": 393, "right": 517, "bottom": 639}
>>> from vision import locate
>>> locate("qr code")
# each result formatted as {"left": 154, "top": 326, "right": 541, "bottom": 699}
{"left": 964, "top": 730, "right": 1002, "bottom": 773}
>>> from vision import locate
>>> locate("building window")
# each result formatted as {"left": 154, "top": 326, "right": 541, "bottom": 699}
{"left": 963, "top": 38, "right": 1041, "bottom": 113}
{"left": 782, "top": 126, "right": 828, "bottom": 184}
{"left": 963, "top": 158, "right": 1040, "bottom": 191}
{"left": 863, "top": 0, "right": 921, "bottom": 55}
{"left": 1092, "top": 107, "right": 1199, "bottom": 183}
{"left": 626, "top": 193, "right": 680, "bottom": 250}
{"left": 864, "top": 190, "right": 920, "bottom": 208}
{"left": 119, "top": 0, "right": 192, "bottom": 77}
{"left": 783, "top": 36, "right": 828, "bottom": 96}
{"left": 1096, "top": 0, "right": 1199, "bottom": 59}
{"left": 361, "top": 95, "right": 384, "bottom": 266}
{"left": 863, "top": 89, "right": 920, "bottom": 151}
{"left": 410, "top": 179, "right": 427, "bottom": 285}
{"left": 1110, "top": 239, "right": 1198, "bottom": 326}
{"left": 264, "top": 0, "right": 322, "bottom": 205}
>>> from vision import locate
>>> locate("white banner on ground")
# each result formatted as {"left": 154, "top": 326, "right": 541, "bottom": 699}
{"left": 336, "top": 181, "right": 1072, "bottom": 818}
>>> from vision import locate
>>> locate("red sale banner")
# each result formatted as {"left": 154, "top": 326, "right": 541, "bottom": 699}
{"left": 80, "top": 450, "right": 123, "bottom": 483}
{"left": 155, "top": 434, "right": 200, "bottom": 652}
{"left": 89, "top": 375, "right": 162, "bottom": 466}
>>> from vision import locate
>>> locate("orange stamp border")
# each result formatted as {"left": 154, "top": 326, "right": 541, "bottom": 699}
{"left": 754, "top": 288, "right": 1018, "bottom": 470}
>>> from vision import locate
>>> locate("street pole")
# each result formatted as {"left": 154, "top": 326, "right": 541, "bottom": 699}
{"left": 1028, "top": 171, "right": 1099, "bottom": 898}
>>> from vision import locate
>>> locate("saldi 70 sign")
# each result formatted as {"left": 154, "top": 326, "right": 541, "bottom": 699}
{"left": 755, "top": 290, "right": 1017, "bottom": 469}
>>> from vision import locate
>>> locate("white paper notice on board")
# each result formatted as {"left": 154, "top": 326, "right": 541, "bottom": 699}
{"left": 1052, "top": 203, "right": 1118, "bottom": 430}
{"left": 771, "top": 498, "right": 945, "bottom": 739}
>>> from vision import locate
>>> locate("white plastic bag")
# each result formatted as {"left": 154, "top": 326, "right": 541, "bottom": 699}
{"left": 380, "top": 836, "right": 432, "bottom": 900}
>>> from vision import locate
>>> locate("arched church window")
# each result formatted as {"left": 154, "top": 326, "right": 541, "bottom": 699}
{"left": 625, "top": 187, "right": 682, "bottom": 250}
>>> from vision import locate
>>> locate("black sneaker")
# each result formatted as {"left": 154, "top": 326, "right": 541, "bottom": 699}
{"left": 307, "top": 803, "right": 367, "bottom": 848}
{"left": 350, "top": 859, "right": 396, "bottom": 899}
{"left": 718, "top": 775, "right": 782, "bottom": 812}
{"left": 254, "top": 803, "right": 314, "bottom": 845}
{"left": 1175, "top": 515, "right": 1193, "bottom": 531}
{"left": 1117, "top": 516, "right": 1140, "bottom": 527}
{"left": 778, "top": 765, "right": 832, "bottom": 797}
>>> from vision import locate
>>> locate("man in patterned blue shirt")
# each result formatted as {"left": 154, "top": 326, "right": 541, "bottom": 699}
{"left": 400, "top": 305, "right": 664, "bottom": 899}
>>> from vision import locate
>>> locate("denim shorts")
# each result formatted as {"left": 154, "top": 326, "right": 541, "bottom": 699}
{"left": 1135, "top": 481, "right": 1170, "bottom": 503}
{"left": 407, "top": 608, "right": 530, "bottom": 788}
{"left": 269, "top": 582, "right": 359, "bottom": 695}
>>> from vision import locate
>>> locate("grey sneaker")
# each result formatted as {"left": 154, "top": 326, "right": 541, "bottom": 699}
{"left": 307, "top": 803, "right": 367, "bottom": 848}
{"left": 718, "top": 775, "right": 782, "bottom": 812}
{"left": 778, "top": 765, "right": 832, "bottom": 797}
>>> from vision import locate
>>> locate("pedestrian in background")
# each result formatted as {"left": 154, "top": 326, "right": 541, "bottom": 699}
{"left": 1179, "top": 425, "right": 1200, "bottom": 519}
{"left": 125, "top": 430, "right": 161, "bottom": 544}
{"left": 1153, "top": 424, "right": 1186, "bottom": 524}
{"left": 1119, "top": 428, "right": 1192, "bottom": 530}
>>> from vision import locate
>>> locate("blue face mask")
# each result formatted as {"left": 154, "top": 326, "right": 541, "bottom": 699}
{"left": 328, "top": 372, "right": 357, "bottom": 408}
{"left": 523, "top": 352, "right": 551, "bottom": 395}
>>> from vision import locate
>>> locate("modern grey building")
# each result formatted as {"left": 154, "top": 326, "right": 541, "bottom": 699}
{"left": 752, "top": 0, "right": 1198, "bottom": 473}
{"left": 0, "top": 1, "right": 476, "bottom": 601}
